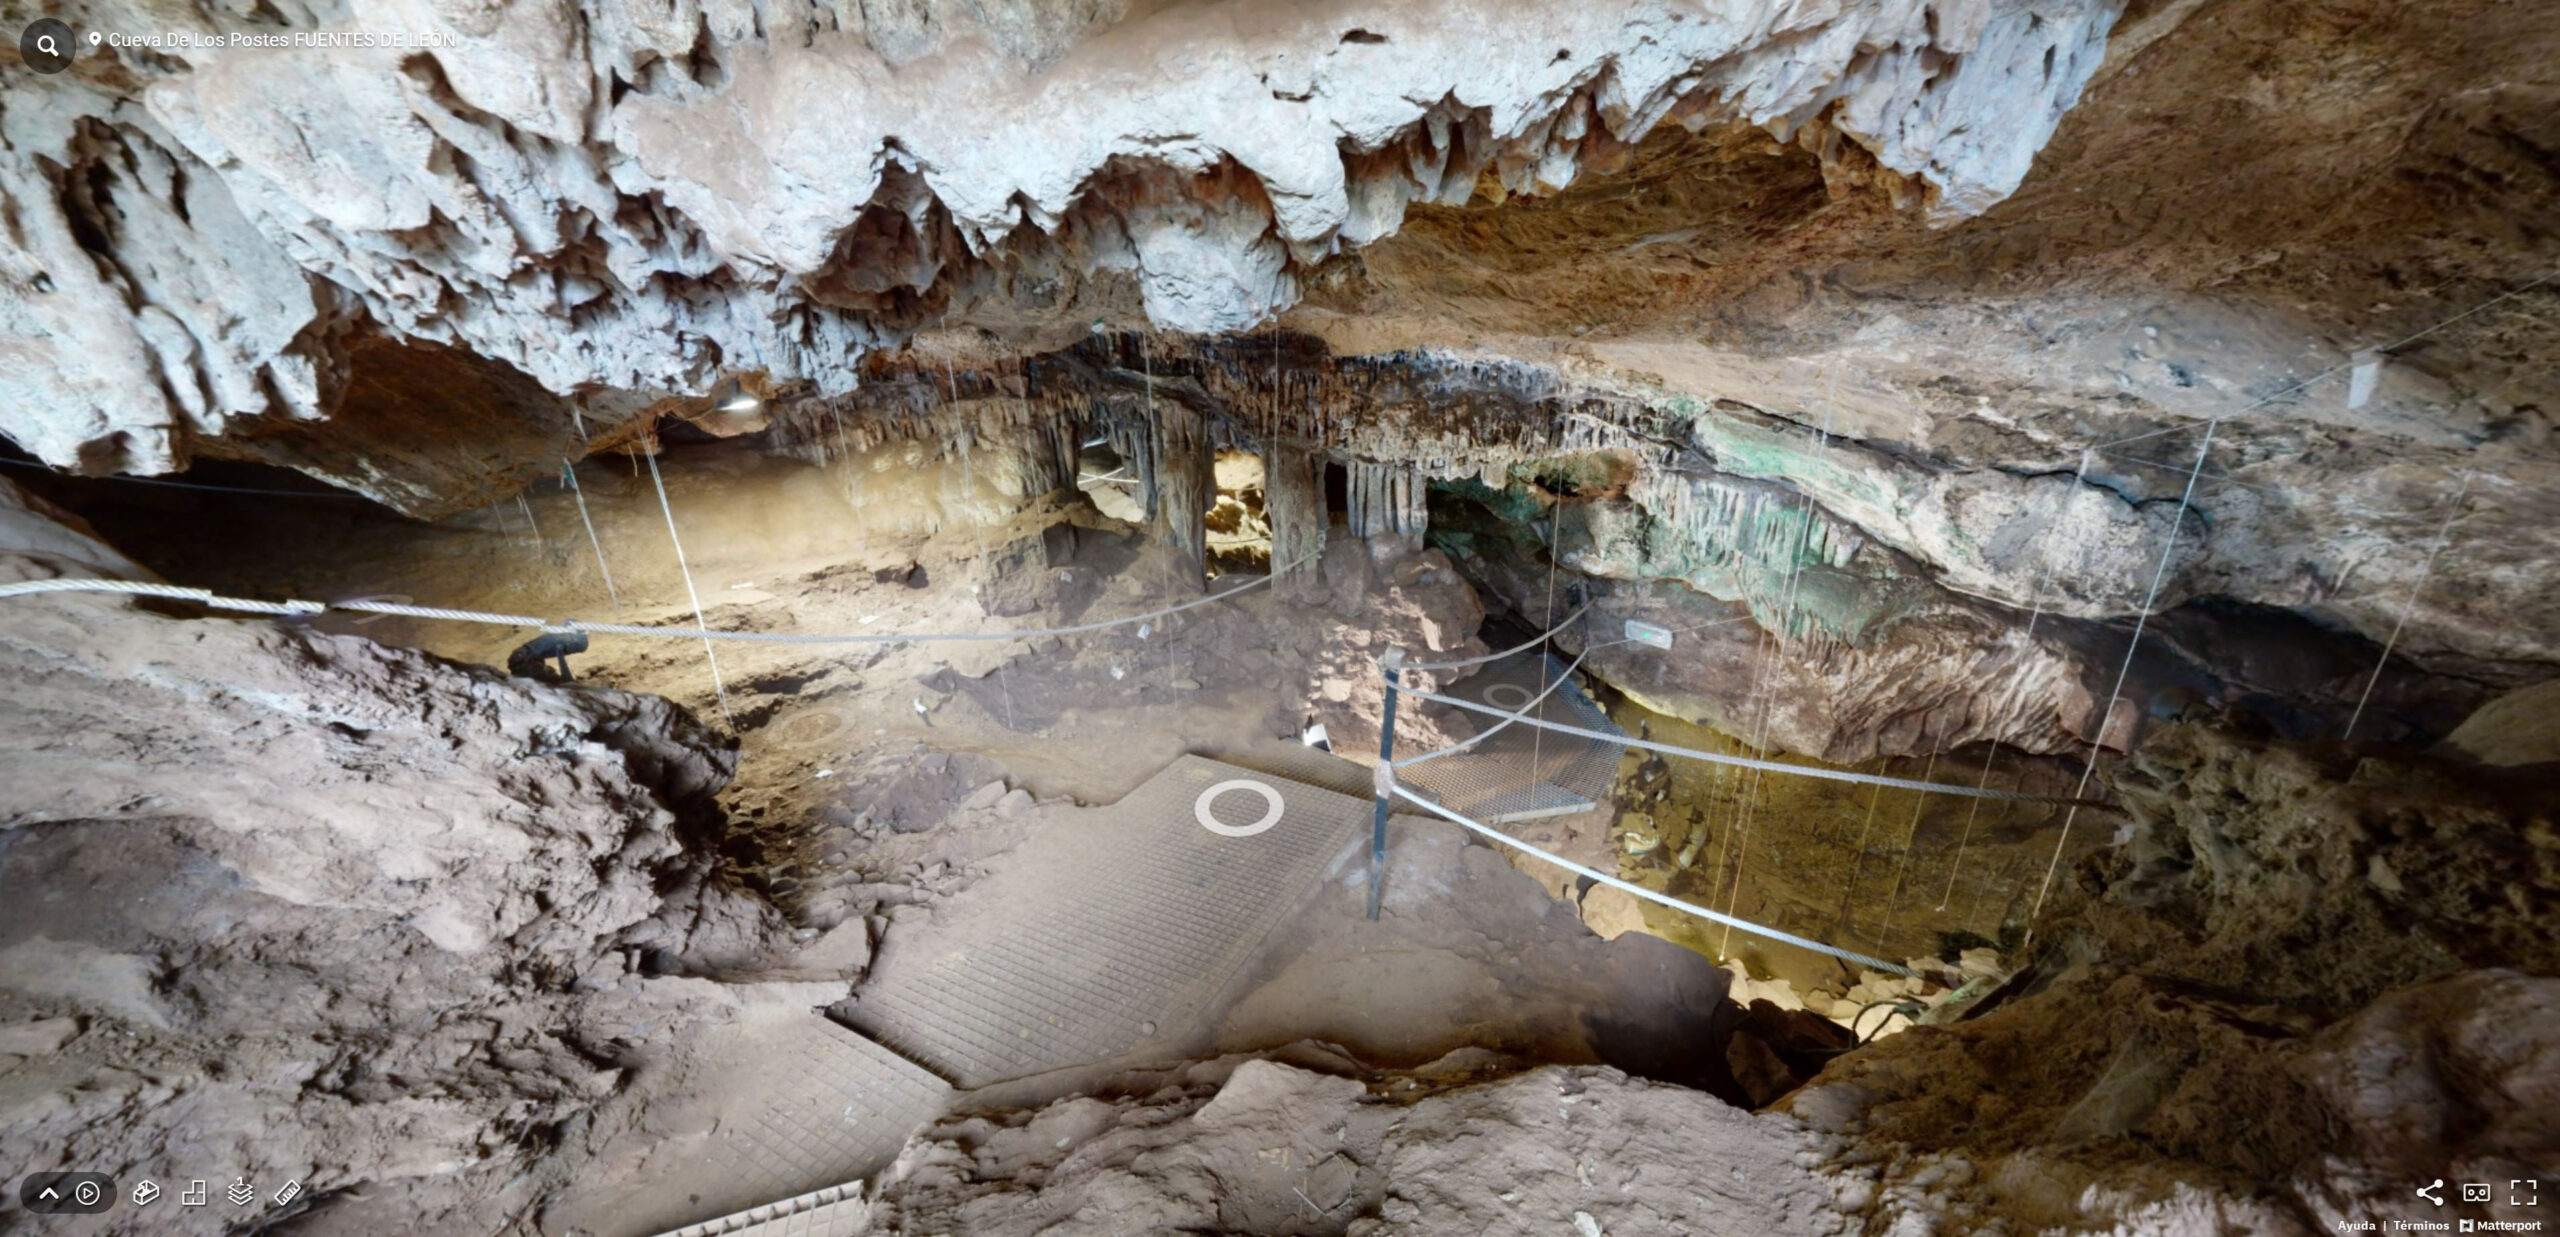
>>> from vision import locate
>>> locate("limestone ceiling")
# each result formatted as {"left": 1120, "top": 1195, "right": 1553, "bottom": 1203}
{"left": 5, "top": 0, "right": 2118, "bottom": 474}
{"left": 2, "top": 0, "right": 2555, "bottom": 677}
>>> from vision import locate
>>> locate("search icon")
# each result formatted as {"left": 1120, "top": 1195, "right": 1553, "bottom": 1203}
{"left": 20, "top": 18, "right": 75, "bottom": 73}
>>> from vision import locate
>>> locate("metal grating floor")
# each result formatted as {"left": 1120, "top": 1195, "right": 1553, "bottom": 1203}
{"left": 685, "top": 1016, "right": 947, "bottom": 1221}
{"left": 1467, "top": 781, "right": 1596, "bottom": 822}
{"left": 1207, "top": 740, "right": 1376, "bottom": 799}
{"left": 657, "top": 1184, "right": 871, "bottom": 1237}
{"left": 624, "top": 1012, "right": 948, "bottom": 1237}
{"left": 840, "top": 755, "right": 1369, "bottom": 1088}
{"left": 1403, "top": 651, "right": 1629, "bottom": 821}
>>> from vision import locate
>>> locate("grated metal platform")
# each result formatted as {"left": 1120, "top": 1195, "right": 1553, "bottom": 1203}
{"left": 617, "top": 1012, "right": 950, "bottom": 1235}
{"left": 840, "top": 755, "right": 1368, "bottom": 1088}
{"left": 1402, "top": 651, "right": 1629, "bottom": 822}
{"left": 708, "top": 1019, "right": 949, "bottom": 1205}
{"left": 656, "top": 1184, "right": 871, "bottom": 1237}
{"left": 1206, "top": 739, "right": 1377, "bottom": 799}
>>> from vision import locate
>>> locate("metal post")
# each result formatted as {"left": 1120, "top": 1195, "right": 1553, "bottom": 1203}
{"left": 1369, "top": 648, "right": 1404, "bottom": 921}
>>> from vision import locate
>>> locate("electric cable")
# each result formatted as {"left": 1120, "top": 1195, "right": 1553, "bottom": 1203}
{"left": 1719, "top": 360, "right": 1840, "bottom": 956}
{"left": 1851, "top": 998, "right": 1927, "bottom": 1043}
{"left": 560, "top": 459, "right": 622, "bottom": 614}
{"left": 1937, "top": 450, "right": 2092, "bottom": 911}
{"left": 645, "top": 448, "right": 733, "bottom": 727}
{"left": 1532, "top": 505, "right": 1562, "bottom": 783}
{"left": 2084, "top": 271, "right": 2555, "bottom": 455}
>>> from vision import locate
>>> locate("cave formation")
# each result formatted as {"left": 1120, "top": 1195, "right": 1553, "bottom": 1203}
{"left": 2, "top": 1, "right": 2557, "bottom": 1234}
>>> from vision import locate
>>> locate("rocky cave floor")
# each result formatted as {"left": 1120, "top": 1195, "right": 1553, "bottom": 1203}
{"left": 3, "top": 445, "right": 2556, "bottom": 1237}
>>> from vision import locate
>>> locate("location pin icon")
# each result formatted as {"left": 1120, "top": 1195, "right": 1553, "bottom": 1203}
{"left": 88, "top": 31, "right": 101, "bottom": 44}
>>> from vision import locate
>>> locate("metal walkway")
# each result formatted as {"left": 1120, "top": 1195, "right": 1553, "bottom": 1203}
{"left": 642, "top": 722, "right": 1595, "bottom": 1234}
{"left": 840, "top": 754, "right": 1371, "bottom": 1088}
{"left": 702, "top": 1018, "right": 949, "bottom": 1210}
{"left": 1401, "top": 651, "right": 1629, "bottom": 823}
{"left": 615, "top": 1011, "right": 948, "bottom": 1236}
{"left": 656, "top": 1184, "right": 871, "bottom": 1237}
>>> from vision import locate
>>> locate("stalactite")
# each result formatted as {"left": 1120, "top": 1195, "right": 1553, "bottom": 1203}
{"left": 1107, "top": 416, "right": 1159, "bottom": 523}
{"left": 1343, "top": 459, "right": 1428, "bottom": 538}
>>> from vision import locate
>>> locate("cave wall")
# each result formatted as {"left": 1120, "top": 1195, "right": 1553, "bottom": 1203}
{"left": 0, "top": 478, "right": 784, "bottom": 1216}
{"left": 1782, "top": 719, "right": 2560, "bottom": 1228}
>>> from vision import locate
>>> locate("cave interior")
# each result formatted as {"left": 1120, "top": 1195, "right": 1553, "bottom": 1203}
{"left": 2, "top": 1, "right": 2557, "bottom": 1235}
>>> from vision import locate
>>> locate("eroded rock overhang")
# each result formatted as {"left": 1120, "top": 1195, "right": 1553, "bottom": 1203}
{"left": 2, "top": 0, "right": 2121, "bottom": 475}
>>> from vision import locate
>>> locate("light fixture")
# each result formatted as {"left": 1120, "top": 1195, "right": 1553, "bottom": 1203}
{"left": 710, "top": 378, "right": 760, "bottom": 415}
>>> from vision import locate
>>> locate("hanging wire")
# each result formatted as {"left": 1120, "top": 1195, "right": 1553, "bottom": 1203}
{"left": 1718, "top": 361, "right": 1840, "bottom": 957}
{"left": 2343, "top": 470, "right": 2476, "bottom": 740}
{"left": 946, "top": 350, "right": 1018, "bottom": 731}
{"left": 1938, "top": 449, "right": 2094, "bottom": 911}
{"left": 645, "top": 446, "right": 734, "bottom": 728}
{"left": 1832, "top": 781, "right": 1889, "bottom": 937}
{"left": 561, "top": 459, "right": 622, "bottom": 614}
{"left": 1876, "top": 739, "right": 1945, "bottom": 941}
{"left": 2026, "top": 420, "right": 2220, "bottom": 934}
{"left": 515, "top": 492, "right": 549, "bottom": 560}
{"left": 2086, "top": 271, "right": 2555, "bottom": 455}
{"left": 1530, "top": 503, "right": 1562, "bottom": 778}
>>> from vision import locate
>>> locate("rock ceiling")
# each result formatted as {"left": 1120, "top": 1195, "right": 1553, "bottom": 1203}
{"left": 5, "top": 0, "right": 2120, "bottom": 469}
{"left": 4, "top": 0, "right": 2557, "bottom": 687}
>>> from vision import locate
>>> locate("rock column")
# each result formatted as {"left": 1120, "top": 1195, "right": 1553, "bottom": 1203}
{"left": 1266, "top": 442, "right": 1326, "bottom": 599}
{"left": 1151, "top": 401, "right": 1214, "bottom": 589}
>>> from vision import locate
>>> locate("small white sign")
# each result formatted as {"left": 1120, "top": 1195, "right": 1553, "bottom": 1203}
{"left": 1624, "top": 619, "right": 1674, "bottom": 650}
{"left": 2346, "top": 350, "right": 2382, "bottom": 410}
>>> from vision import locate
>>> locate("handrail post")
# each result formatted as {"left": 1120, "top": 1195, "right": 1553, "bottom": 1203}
{"left": 1369, "top": 648, "right": 1404, "bottom": 921}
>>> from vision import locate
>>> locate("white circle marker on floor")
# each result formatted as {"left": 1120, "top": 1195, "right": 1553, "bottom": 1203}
{"left": 1194, "top": 779, "right": 1285, "bottom": 837}
{"left": 1483, "top": 683, "right": 1537, "bottom": 710}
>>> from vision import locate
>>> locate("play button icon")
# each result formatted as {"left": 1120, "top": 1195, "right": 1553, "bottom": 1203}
{"left": 19, "top": 1170, "right": 119, "bottom": 1214}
